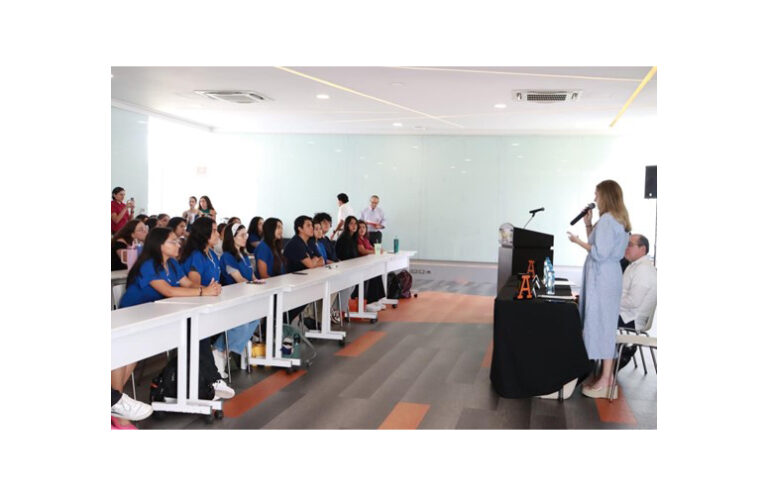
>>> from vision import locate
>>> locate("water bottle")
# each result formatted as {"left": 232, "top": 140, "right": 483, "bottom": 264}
{"left": 545, "top": 257, "right": 555, "bottom": 295}
{"left": 393, "top": 236, "right": 399, "bottom": 253}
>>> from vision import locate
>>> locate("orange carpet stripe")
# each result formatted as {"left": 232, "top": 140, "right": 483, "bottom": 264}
{"left": 481, "top": 341, "right": 493, "bottom": 368}
{"left": 378, "top": 402, "right": 431, "bottom": 429}
{"left": 594, "top": 387, "right": 638, "bottom": 425}
{"left": 335, "top": 330, "right": 386, "bottom": 357}
{"left": 376, "top": 291, "right": 494, "bottom": 324}
{"left": 223, "top": 369, "right": 306, "bottom": 419}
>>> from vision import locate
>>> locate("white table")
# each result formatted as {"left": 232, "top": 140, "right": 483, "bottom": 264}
{"left": 111, "top": 303, "right": 209, "bottom": 414}
{"left": 155, "top": 281, "right": 289, "bottom": 383}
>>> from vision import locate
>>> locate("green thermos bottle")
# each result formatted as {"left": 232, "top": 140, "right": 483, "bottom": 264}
{"left": 393, "top": 236, "right": 399, "bottom": 253}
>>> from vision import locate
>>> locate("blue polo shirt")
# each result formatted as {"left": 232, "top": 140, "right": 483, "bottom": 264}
{"left": 283, "top": 235, "right": 312, "bottom": 273}
{"left": 310, "top": 238, "right": 327, "bottom": 263}
{"left": 181, "top": 250, "right": 221, "bottom": 286}
{"left": 220, "top": 251, "right": 254, "bottom": 285}
{"left": 319, "top": 237, "right": 338, "bottom": 262}
{"left": 255, "top": 242, "right": 286, "bottom": 278}
{"left": 120, "top": 258, "right": 185, "bottom": 308}
{"left": 246, "top": 233, "right": 262, "bottom": 254}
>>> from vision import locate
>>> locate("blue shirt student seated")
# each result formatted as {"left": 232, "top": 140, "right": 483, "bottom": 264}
{"left": 254, "top": 217, "right": 288, "bottom": 279}
{"left": 120, "top": 257, "right": 186, "bottom": 307}
{"left": 311, "top": 218, "right": 329, "bottom": 263}
{"left": 284, "top": 215, "right": 325, "bottom": 273}
{"left": 119, "top": 227, "right": 222, "bottom": 307}
{"left": 181, "top": 248, "right": 221, "bottom": 286}
{"left": 313, "top": 212, "right": 339, "bottom": 262}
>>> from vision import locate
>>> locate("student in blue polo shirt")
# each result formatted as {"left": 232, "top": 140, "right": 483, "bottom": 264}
{"left": 175, "top": 218, "right": 236, "bottom": 397}
{"left": 180, "top": 217, "right": 222, "bottom": 287}
{"left": 310, "top": 218, "right": 329, "bottom": 264}
{"left": 213, "top": 223, "right": 261, "bottom": 376}
{"left": 284, "top": 215, "right": 324, "bottom": 273}
{"left": 255, "top": 217, "right": 287, "bottom": 279}
{"left": 115, "top": 227, "right": 231, "bottom": 425}
{"left": 313, "top": 212, "right": 339, "bottom": 262}
{"left": 283, "top": 216, "right": 325, "bottom": 324}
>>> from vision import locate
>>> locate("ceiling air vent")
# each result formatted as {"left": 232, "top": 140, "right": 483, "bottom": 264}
{"left": 514, "top": 90, "right": 581, "bottom": 104}
{"left": 194, "top": 90, "right": 272, "bottom": 104}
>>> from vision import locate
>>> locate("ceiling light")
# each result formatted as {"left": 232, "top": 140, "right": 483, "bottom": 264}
{"left": 391, "top": 82, "right": 405, "bottom": 87}
{"left": 316, "top": 94, "right": 330, "bottom": 100}
{"left": 414, "top": 126, "right": 426, "bottom": 131}
{"left": 494, "top": 103, "right": 507, "bottom": 109}
{"left": 511, "top": 143, "right": 520, "bottom": 146}
{"left": 465, "top": 158, "right": 472, "bottom": 162}
{"left": 516, "top": 92, "right": 523, "bottom": 101}
{"left": 393, "top": 122, "right": 403, "bottom": 127}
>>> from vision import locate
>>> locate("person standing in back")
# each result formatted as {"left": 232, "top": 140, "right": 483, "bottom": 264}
{"left": 332, "top": 193, "right": 355, "bottom": 240}
{"left": 359, "top": 195, "right": 386, "bottom": 245}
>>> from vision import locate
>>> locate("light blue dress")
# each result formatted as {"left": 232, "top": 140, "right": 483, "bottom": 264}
{"left": 579, "top": 213, "right": 629, "bottom": 360}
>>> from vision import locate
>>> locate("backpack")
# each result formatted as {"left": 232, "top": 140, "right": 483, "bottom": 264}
{"left": 387, "top": 272, "right": 403, "bottom": 299}
{"left": 396, "top": 270, "right": 413, "bottom": 298}
{"left": 149, "top": 353, "right": 217, "bottom": 402}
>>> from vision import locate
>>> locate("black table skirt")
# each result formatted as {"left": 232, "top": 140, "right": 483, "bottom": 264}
{"left": 490, "top": 280, "right": 591, "bottom": 398}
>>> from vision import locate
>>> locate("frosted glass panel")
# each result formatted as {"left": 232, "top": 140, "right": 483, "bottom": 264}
{"left": 111, "top": 108, "right": 148, "bottom": 214}
{"left": 117, "top": 107, "right": 656, "bottom": 266}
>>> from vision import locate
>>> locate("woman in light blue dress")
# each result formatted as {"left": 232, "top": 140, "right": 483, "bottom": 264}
{"left": 568, "top": 180, "right": 631, "bottom": 399}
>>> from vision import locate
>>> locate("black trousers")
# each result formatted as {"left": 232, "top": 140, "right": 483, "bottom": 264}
{"left": 111, "top": 388, "right": 121, "bottom": 406}
{"left": 617, "top": 317, "right": 637, "bottom": 370}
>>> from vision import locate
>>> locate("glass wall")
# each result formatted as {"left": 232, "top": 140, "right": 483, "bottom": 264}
{"left": 116, "top": 108, "right": 657, "bottom": 266}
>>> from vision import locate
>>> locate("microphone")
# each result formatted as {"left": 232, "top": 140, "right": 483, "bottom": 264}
{"left": 570, "top": 203, "right": 595, "bottom": 225}
{"left": 529, "top": 207, "right": 545, "bottom": 214}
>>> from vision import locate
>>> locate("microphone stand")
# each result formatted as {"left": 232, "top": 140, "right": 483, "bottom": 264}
{"left": 523, "top": 211, "right": 538, "bottom": 229}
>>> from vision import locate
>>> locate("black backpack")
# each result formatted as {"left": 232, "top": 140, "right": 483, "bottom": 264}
{"left": 396, "top": 270, "right": 413, "bottom": 298}
{"left": 387, "top": 272, "right": 403, "bottom": 299}
{"left": 149, "top": 353, "right": 217, "bottom": 402}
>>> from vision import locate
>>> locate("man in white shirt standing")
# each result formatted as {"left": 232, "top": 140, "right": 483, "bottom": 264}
{"left": 620, "top": 234, "right": 657, "bottom": 330}
{"left": 359, "top": 195, "right": 386, "bottom": 245}
{"left": 332, "top": 193, "right": 356, "bottom": 240}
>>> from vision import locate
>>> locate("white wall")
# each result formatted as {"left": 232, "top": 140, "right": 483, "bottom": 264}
{"left": 111, "top": 107, "right": 148, "bottom": 214}
{"left": 111, "top": 107, "right": 658, "bottom": 266}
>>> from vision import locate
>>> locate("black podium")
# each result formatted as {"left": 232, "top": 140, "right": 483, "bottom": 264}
{"left": 497, "top": 227, "right": 554, "bottom": 293}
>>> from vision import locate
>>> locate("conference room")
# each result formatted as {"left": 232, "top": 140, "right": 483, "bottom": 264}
{"left": 110, "top": 66, "right": 658, "bottom": 430}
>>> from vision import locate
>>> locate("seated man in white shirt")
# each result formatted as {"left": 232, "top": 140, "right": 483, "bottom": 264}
{"left": 619, "top": 234, "right": 657, "bottom": 330}
{"left": 618, "top": 234, "right": 657, "bottom": 369}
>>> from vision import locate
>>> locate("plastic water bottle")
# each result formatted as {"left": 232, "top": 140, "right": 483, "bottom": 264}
{"left": 545, "top": 257, "right": 555, "bottom": 295}
{"left": 393, "top": 236, "right": 399, "bottom": 253}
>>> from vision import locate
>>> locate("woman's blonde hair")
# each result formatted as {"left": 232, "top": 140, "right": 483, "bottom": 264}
{"left": 596, "top": 180, "right": 631, "bottom": 232}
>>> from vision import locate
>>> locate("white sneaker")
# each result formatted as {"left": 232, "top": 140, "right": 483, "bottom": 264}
{"left": 111, "top": 393, "right": 153, "bottom": 421}
{"left": 212, "top": 348, "right": 229, "bottom": 379}
{"left": 365, "top": 304, "right": 380, "bottom": 312}
{"left": 212, "top": 379, "right": 235, "bottom": 400}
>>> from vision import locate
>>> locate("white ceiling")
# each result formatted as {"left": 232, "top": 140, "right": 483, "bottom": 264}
{"left": 110, "top": 66, "right": 656, "bottom": 135}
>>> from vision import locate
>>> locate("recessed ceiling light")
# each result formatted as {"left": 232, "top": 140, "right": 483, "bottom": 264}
{"left": 316, "top": 94, "right": 330, "bottom": 100}
{"left": 393, "top": 122, "right": 403, "bottom": 127}
{"left": 391, "top": 82, "right": 405, "bottom": 87}
{"left": 511, "top": 143, "right": 520, "bottom": 146}
{"left": 465, "top": 158, "right": 471, "bottom": 162}
{"left": 335, "top": 149, "right": 342, "bottom": 153}
{"left": 494, "top": 103, "right": 507, "bottom": 109}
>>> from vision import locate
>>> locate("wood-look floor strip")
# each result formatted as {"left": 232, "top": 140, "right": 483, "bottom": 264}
{"left": 378, "top": 402, "right": 431, "bottom": 429}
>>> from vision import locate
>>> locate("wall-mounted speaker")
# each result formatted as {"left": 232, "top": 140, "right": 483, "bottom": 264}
{"left": 645, "top": 165, "right": 657, "bottom": 199}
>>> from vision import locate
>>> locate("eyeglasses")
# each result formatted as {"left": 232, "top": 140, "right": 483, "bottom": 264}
{"left": 165, "top": 240, "right": 181, "bottom": 246}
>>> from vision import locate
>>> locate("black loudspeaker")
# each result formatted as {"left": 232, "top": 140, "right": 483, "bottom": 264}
{"left": 644, "top": 165, "right": 657, "bottom": 199}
